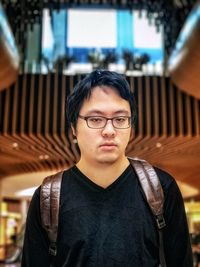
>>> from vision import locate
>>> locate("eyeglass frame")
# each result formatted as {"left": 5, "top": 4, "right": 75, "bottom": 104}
{"left": 78, "top": 114, "right": 132, "bottom": 129}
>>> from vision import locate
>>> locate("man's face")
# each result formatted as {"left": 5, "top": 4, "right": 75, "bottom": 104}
{"left": 73, "top": 86, "right": 132, "bottom": 166}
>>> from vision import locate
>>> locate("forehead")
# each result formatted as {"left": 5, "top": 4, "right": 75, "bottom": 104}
{"left": 80, "top": 86, "right": 131, "bottom": 115}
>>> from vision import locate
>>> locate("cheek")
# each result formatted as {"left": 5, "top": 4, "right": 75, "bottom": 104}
{"left": 120, "top": 131, "right": 132, "bottom": 147}
{"left": 77, "top": 134, "right": 98, "bottom": 156}
{"left": 76, "top": 128, "right": 96, "bottom": 148}
{"left": 122, "top": 129, "right": 132, "bottom": 140}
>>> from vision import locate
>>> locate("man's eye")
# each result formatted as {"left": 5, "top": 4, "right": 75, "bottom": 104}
{"left": 90, "top": 117, "right": 103, "bottom": 123}
{"left": 115, "top": 117, "right": 126, "bottom": 122}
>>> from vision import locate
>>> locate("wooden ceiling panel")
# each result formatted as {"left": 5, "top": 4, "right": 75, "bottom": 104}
{"left": 0, "top": 74, "right": 199, "bottom": 199}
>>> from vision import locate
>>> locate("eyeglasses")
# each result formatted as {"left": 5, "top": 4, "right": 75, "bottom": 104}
{"left": 78, "top": 115, "right": 131, "bottom": 129}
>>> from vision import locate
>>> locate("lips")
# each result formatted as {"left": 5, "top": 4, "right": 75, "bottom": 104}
{"left": 100, "top": 142, "right": 117, "bottom": 147}
{"left": 99, "top": 143, "right": 117, "bottom": 150}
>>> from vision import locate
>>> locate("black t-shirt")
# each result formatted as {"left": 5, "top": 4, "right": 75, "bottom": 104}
{"left": 22, "top": 164, "right": 193, "bottom": 267}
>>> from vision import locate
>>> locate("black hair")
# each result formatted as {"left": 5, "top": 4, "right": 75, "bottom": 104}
{"left": 66, "top": 69, "right": 136, "bottom": 129}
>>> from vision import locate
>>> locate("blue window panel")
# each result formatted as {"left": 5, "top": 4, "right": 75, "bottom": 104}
{"left": 116, "top": 10, "right": 133, "bottom": 54}
{"left": 26, "top": 23, "right": 41, "bottom": 62}
{"left": 52, "top": 9, "right": 67, "bottom": 61}
{"left": 69, "top": 48, "right": 89, "bottom": 62}
{"left": 69, "top": 47, "right": 116, "bottom": 63}
{"left": 42, "top": 9, "right": 54, "bottom": 62}
{"left": 133, "top": 48, "right": 163, "bottom": 63}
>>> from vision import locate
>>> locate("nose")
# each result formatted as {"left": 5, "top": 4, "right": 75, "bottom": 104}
{"left": 101, "top": 119, "right": 116, "bottom": 137}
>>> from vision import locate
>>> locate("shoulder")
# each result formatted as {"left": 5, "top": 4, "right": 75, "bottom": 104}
{"left": 31, "top": 166, "right": 76, "bottom": 199}
{"left": 62, "top": 165, "right": 77, "bottom": 179}
{"left": 61, "top": 165, "right": 78, "bottom": 187}
{"left": 40, "top": 165, "right": 76, "bottom": 187}
{"left": 154, "top": 167, "right": 175, "bottom": 189}
{"left": 153, "top": 166, "right": 182, "bottom": 200}
{"left": 129, "top": 157, "right": 178, "bottom": 195}
{"left": 154, "top": 167, "right": 183, "bottom": 207}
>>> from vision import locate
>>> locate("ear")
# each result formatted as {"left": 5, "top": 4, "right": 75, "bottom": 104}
{"left": 71, "top": 124, "right": 76, "bottom": 136}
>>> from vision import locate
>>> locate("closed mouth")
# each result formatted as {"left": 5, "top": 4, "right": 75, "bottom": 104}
{"left": 100, "top": 143, "right": 117, "bottom": 148}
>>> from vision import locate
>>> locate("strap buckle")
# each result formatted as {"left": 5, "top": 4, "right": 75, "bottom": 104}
{"left": 49, "top": 242, "right": 57, "bottom": 256}
{"left": 156, "top": 214, "right": 166, "bottom": 229}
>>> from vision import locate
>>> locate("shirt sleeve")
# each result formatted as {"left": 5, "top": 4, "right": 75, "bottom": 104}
{"left": 162, "top": 177, "right": 193, "bottom": 267}
{"left": 21, "top": 187, "right": 51, "bottom": 267}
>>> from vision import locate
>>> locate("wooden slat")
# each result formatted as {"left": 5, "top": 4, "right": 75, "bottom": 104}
{"left": 160, "top": 76, "right": 167, "bottom": 137}
{"left": 136, "top": 76, "right": 143, "bottom": 138}
{"left": 185, "top": 94, "right": 192, "bottom": 137}
{"left": 194, "top": 98, "right": 200, "bottom": 136}
{"left": 60, "top": 73, "right": 80, "bottom": 163}
{"left": 145, "top": 75, "right": 151, "bottom": 138}
{"left": 3, "top": 85, "right": 10, "bottom": 134}
{"left": 169, "top": 81, "right": 176, "bottom": 136}
{"left": 177, "top": 87, "right": 184, "bottom": 136}
{"left": 153, "top": 75, "right": 159, "bottom": 136}
{"left": 52, "top": 67, "right": 75, "bottom": 165}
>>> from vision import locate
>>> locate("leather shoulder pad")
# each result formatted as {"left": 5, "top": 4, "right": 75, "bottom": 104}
{"left": 40, "top": 171, "right": 64, "bottom": 243}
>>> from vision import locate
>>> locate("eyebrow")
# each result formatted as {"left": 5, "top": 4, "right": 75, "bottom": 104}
{"left": 84, "top": 109, "right": 131, "bottom": 116}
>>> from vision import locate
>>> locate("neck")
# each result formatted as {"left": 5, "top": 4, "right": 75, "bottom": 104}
{"left": 76, "top": 157, "right": 130, "bottom": 188}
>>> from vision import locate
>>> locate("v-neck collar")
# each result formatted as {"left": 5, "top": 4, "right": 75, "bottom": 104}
{"left": 71, "top": 164, "right": 133, "bottom": 192}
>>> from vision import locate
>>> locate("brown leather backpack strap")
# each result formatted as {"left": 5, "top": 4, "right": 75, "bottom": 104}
{"left": 40, "top": 171, "right": 64, "bottom": 256}
{"left": 128, "top": 157, "right": 167, "bottom": 267}
{"left": 128, "top": 157, "right": 165, "bottom": 225}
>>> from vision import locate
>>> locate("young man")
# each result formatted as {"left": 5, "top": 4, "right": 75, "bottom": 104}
{"left": 22, "top": 70, "right": 193, "bottom": 266}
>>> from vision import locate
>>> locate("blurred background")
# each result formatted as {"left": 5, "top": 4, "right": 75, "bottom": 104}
{"left": 0, "top": 0, "right": 200, "bottom": 266}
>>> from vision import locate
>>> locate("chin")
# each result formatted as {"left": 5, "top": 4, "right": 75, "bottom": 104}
{"left": 96, "top": 154, "right": 120, "bottom": 164}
